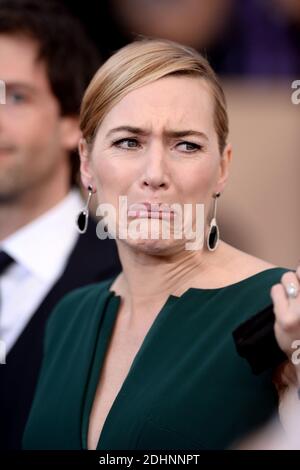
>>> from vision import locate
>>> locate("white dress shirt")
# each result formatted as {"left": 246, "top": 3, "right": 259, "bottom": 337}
{"left": 0, "top": 189, "right": 83, "bottom": 353}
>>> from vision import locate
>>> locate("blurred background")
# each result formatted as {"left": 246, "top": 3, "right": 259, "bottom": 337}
{"left": 63, "top": 0, "right": 300, "bottom": 268}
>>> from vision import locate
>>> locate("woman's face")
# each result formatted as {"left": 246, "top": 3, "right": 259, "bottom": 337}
{"left": 80, "top": 76, "right": 231, "bottom": 254}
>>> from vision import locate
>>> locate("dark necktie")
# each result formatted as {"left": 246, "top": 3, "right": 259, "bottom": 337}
{"left": 0, "top": 251, "right": 14, "bottom": 276}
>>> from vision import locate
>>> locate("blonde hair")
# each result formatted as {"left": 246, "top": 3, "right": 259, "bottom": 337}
{"left": 80, "top": 38, "right": 228, "bottom": 153}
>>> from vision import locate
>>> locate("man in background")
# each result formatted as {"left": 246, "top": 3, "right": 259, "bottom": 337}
{"left": 0, "top": 0, "right": 120, "bottom": 449}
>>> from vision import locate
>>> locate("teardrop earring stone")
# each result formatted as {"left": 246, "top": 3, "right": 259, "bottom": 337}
{"left": 76, "top": 209, "right": 88, "bottom": 233}
{"left": 207, "top": 223, "right": 219, "bottom": 251}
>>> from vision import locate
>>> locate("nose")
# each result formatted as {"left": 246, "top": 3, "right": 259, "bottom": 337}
{"left": 140, "top": 142, "right": 170, "bottom": 192}
{"left": 0, "top": 109, "right": 4, "bottom": 131}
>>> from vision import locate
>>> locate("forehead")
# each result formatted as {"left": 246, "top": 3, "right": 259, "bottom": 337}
{"left": 99, "top": 76, "right": 215, "bottom": 134}
{"left": 0, "top": 34, "right": 49, "bottom": 88}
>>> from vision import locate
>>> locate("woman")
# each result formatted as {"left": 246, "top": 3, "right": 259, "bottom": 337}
{"left": 22, "top": 39, "right": 300, "bottom": 450}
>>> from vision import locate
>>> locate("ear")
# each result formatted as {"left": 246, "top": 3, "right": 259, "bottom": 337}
{"left": 214, "top": 143, "right": 232, "bottom": 194}
{"left": 78, "top": 137, "right": 94, "bottom": 189}
{"left": 59, "top": 115, "right": 81, "bottom": 151}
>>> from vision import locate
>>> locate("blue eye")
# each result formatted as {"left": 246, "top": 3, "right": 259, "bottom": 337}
{"left": 177, "top": 141, "right": 203, "bottom": 152}
{"left": 7, "top": 92, "right": 26, "bottom": 104}
{"left": 113, "top": 138, "right": 140, "bottom": 149}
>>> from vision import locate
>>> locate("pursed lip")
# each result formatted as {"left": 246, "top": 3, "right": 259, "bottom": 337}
{"left": 128, "top": 202, "right": 175, "bottom": 219}
{"left": 0, "top": 145, "right": 14, "bottom": 154}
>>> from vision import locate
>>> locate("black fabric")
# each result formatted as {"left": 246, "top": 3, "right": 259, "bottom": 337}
{"left": 0, "top": 217, "right": 121, "bottom": 449}
{"left": 232, "top": 304, "right": 287, "bottom": 375}
{"left": 0, "top": 251, "right": 14, "bottom": 276}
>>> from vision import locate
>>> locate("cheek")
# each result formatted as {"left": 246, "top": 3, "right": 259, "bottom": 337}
{"left": 174, "top": 160, "right": 218, "bottom": 201}
{"left": 11, "top": 111, "right": 60, "bottom": 150}
{"left": 5, "top": 113, "right": 37, "bottom": 146}
{"left": 91, "top": 156, "right": 135, "bottom": 202}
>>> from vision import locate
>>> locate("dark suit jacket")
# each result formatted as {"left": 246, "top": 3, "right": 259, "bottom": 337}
{"left": 0, "top": 217, "right": 121, "bottom": 449}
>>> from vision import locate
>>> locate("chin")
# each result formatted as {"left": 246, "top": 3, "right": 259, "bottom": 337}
{"left": 124, "top": 236, "right": 184, "bottom": 256}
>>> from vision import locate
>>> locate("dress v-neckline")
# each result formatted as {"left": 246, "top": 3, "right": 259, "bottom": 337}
{"left": 80, "top": 267, "right": 283, "bottom": 450}
{"left": 80, "top": 286, "right": 180, "bottom": 450}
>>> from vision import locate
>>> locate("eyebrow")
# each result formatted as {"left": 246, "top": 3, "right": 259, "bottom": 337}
{"left": 5, "top": 82, "right": 37, "bottom": 94}
{"left": 106, "top": 126, "right": 209, "bottom": 142}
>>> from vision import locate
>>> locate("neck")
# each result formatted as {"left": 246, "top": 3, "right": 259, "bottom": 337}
{"left": 0, "top": 168, "right": 70, "bottom": 241}
{"left": 114, "top": 239, "right": 227, "bottom": 310}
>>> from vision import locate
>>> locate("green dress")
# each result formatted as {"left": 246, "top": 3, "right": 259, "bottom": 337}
{"left": 22, "top": 267, "right": 288, "bottom": 450}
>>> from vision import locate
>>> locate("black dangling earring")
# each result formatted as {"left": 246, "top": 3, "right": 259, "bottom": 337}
{"left": 207, "top": 192, "right": 221, "bottom": 252}
{"left": 76, "top": 185, "right": 94, "bottom": 234}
